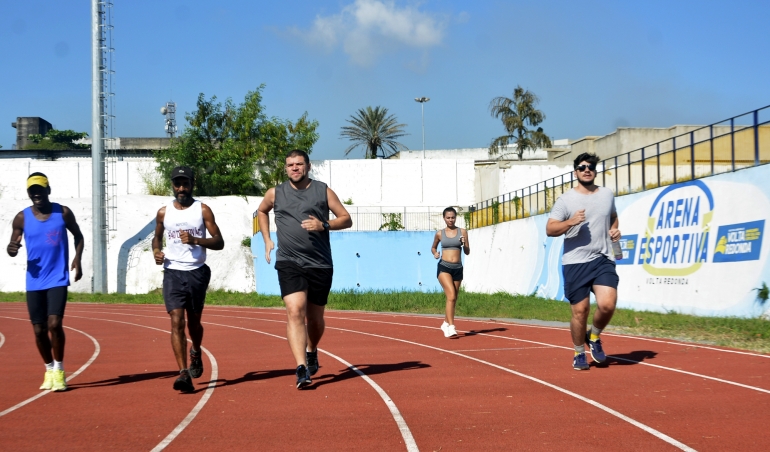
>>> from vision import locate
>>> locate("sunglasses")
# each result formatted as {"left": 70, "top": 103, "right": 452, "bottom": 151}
{"left": 576, "top": 164, "right": 597, "bottom": 172}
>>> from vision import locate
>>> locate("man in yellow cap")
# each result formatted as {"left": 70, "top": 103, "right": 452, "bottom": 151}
{"left": 6, "top": 172, "right": 84, "bottom": 392}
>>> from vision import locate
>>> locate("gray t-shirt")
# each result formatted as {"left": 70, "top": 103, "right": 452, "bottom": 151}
{"left": 549, "top": 187, "right": 617, "bottom": 265}
{"left": 274, "top": 179, "right": 333, "bottom": 268}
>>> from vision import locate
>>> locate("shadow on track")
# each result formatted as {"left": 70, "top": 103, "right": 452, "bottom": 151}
{"left": 307, "top": 361, "right": 431, "bottom": 389}
{"left": 67, "top": 370, "right": 179, "bottom": 390}
{"left": 462, "top": 327, "right": 508, "bottom": 338}
{"left": 208, "top": 369, "right": 296, "bottom": 388}
{"left": 597, "top": 350, "right": 658, "bottom": 368}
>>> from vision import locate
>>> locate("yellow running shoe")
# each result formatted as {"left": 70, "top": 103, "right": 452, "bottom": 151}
{"left": 39, "top": 370, "right": 54, "bottom": 390}
{"left": 51, "top": 370, "right": 67, "bottom": 392}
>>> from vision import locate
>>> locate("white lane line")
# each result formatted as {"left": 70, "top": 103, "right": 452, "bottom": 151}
{"left": 0, "top": 332, "right": 5, "bottom": 350}
{"left": 0, "top": 317, "right": 101, "bottom": 418}
{"left": 318, "top": 315, "right": 770, "bottom": 395}
{"left": 73, "top": 307, "right": 770, "bottom": 395}
{"left": 201, "top": 321, "right": 419, "bottom": 452}
{"left": 454, "top": 346, "right": 553, "bottom": 352}
{"left": 63, "top": 309, "right": 418, "bottom": 452}
{"left": 66, "top": 309, "right": 696, "bottom": 450}
{"left": 61, "top": 315, "right": 218, "bottom": 452}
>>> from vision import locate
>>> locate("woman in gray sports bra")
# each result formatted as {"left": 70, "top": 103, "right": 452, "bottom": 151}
{"left": 431, "top": 207, "right": 470, "bottom": 338}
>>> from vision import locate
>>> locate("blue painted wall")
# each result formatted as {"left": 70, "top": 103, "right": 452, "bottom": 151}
{"left": 252, "top": 231, "right": 446, "bottom": 295}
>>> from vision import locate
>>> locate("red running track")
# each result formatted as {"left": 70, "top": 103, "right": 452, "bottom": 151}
{"left": 1, "top": 302, "right": 769, "bottom": 451}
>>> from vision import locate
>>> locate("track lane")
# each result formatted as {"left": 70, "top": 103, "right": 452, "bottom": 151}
{"left": 61, "top": 306, "right": 419, "bottom": 451}
{"left": 75, "top": 306, "right": 689, "bottom": 450}
{"left": 0, "top": 315, "right": 99, "bottom": 418}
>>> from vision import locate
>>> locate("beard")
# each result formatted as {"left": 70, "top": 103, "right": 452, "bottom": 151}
{"left": 578, "top": 176, "right": 595, "bottom": 187}
{"left": 175, "top": 191, "right": 192, "bottom": 204}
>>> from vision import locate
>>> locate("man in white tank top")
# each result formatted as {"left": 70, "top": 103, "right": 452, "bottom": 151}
{"left": 152, "top": 166, "right": 224, "bottom": 392}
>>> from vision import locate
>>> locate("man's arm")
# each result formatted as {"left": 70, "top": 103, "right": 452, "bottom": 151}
{"left": 152, "top": 207, "right": 166, "bottom": 266}
{"left": 6, "top": 212, "right": 24, "bottom": 257}
{"left": 326, "top": 188, "right": 352, "bottom": 230}
{"left": 181, "top": 203, "right": 224, "bottom": 250}
{"left": 609, "top": 212, "right": 621, "bottom": 242}
{"left": 257, "top": 188, "right": 276, "bottom": 264}
{"left": 61, "top": 206, "right": 84, "bottom": 282}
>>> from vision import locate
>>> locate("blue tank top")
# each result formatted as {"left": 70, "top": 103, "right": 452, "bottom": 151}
{"left": 23, "top": 203, "right": 70, "bottom": 291}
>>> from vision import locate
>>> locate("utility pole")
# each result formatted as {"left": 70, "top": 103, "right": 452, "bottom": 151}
{"left": 414, "top": 97, "right": 430, "bottom": 159}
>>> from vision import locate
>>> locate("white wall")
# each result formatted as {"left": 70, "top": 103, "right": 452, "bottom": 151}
{"left": 474, "top": 162, "right": 574, "bottom": 203}
{"left": 310, "top": 158, "right": 476, "bottom": 207}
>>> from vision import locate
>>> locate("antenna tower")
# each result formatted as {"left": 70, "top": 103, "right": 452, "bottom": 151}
{"left": 91, "top": 0, "right": 116, "bottom": 293}
{"left": 161, "top": 102, "right": 177, "bottom": 138}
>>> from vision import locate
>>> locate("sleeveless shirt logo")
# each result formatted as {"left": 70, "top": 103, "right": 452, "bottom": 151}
{"left": 46, "top": 229, "right": 62, "bottom": 246}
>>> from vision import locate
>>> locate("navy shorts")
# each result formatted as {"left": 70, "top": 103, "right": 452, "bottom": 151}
{"left": 562, "top": 257, "right": 619, "bottom": 304}
{"left": 162, "top": 264, "right": 211, "bottom": 314}
{"left": 26, "top": 286, "right": 68, "bottom": 324}
{"left": 275, "top": 260, "right": 333, "bottom": 306}
{"left": 437, "top": 261, "right": 463, "bottom": 282}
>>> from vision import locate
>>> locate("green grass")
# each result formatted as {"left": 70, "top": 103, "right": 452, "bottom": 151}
{"left": 1, "top": 290, "right": 768, "bottom": 353}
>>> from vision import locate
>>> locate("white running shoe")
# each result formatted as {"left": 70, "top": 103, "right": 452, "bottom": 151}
{"left": 440, "top": 321, "right": 451, "bottom": 337}
{"left": 447, "top": 324, "right": 458, "bottom": 337}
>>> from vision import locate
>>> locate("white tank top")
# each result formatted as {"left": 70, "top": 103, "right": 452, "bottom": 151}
{"left": 163, "top": 199, "right": 207, "bottom": 270}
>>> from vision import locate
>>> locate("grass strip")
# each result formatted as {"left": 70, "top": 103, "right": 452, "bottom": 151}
{"left": 1, "top": 290, "right": 768, "bottom": 353}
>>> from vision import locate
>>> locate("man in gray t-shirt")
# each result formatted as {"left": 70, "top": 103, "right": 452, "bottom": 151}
{"left": 546, "top": 152, "right": 621, "bottom": 371}
{"left": 257, "top": 150, "right": 352, "bottom": 389}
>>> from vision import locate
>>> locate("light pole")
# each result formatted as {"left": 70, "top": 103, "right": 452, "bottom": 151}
{"left": 414, "top": 97, "right": 430, "bottom": 159}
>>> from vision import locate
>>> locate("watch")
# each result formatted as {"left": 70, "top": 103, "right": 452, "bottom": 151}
{"left": 322, "top": 221, "right": 330, "bottom": 231}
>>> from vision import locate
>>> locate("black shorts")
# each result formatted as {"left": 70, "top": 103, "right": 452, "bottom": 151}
{"left": 437, "top": 260, "right": 464, "bottom": 282}
{"left": 26, "top": 286, "right": 68, "bottom": 325}
{"left": 162, "top": 264, "right": 211, "bottom": 314}
{"left": 275, "top": 260, "right": 333, "bottom": 306}
{"left": 562, "top": 257, "right": 619, "bottom": 304}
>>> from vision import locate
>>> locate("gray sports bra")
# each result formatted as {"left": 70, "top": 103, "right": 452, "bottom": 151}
{"left": 440, "top": 228, "right": 464, "bottom": 251}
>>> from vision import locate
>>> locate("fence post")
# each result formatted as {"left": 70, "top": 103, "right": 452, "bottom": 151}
{"left": 710, "top": 125, "right": 714, "bottom": 176}
{"left": 731, "top": 118, "right": 735, "bottom": 172}
{"left": 673, "top": 136, "right": 677, "bottom": 183}
{"left": 627, "top": 155, "right": 631, "bottom": 193}
{"left": 754, "top": 109, "right": 760, "bottom": 167}
{"left": 641, "top": 148, "right": 645, "bottom": 191}
{"left": 614, "top": 156, "right": 618, "bottom": 193}
{"left": 656, "top": 143, "right": 661, "bottom": 187}
{"left": 690, "top": 131, "right": 695, "bottom": 180}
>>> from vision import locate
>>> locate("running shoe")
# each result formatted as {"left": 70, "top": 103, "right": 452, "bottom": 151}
{"left": 586, "top": 333, "right": 607, "bottom": 363}
{"left": 173, "top": 369, "right": 195, "bottom": 392}
{"left": 573, "top": 352, "right": 589, "bottom": 371}
{"left": 51, "top": 370, "right": 67, "bottom": 391}
{"left": 306, "top": 350, "right": 320, "bottom": 376}
{"left": 40, "top": 370, "right": 54, "bottom": 390}
{"left": 440, "top": 321, "right": 451, "bottom": 337}
{"left": 296, "top": 365, "right": 312, "bottom": 389}
{"left": 446, "top": 324, "right": 459, "bottom": 337}
{"left": 189, "top": 348, "right": 204, "bottom": 378}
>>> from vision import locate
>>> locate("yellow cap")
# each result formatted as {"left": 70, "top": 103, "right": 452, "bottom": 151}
{"left": 27, "top": 175, "right": 49, "bottom": 189}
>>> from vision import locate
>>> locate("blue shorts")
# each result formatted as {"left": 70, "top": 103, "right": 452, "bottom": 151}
{"left": 562, "top": 257, "right": 619, "bottom": 304}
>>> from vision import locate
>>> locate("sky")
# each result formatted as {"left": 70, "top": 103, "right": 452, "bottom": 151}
{"left": 2, "top": 0, "right": 769, "bottom": 160}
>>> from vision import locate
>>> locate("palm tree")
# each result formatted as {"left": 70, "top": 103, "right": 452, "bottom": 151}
{"left": 489, "top": 86, "right": 551, "bottom": 160}
{"left": 340, "top": 106, "right": 408, "bottom": 159}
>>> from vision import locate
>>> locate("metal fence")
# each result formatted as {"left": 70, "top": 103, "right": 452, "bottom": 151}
{"left": 467, "top": 105, "right": 770, "bottom": 229}
{"left": 252, "top": 206, "right": 465, "bottom": 234}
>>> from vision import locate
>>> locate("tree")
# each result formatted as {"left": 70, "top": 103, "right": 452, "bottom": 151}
{"left": 256, "top": 113, "right": 319, "bottom": 191}
{"left": 488, "top": 86, "right": 551, "bottom": 160}
{"left": 154, "top": 85, "right": 319, "bottom": 196}
{"left": 340, "top": 106, "right": 408, "bottom": 159}
{"left": 25, "top": 129, "right": 90, "bottom": 150}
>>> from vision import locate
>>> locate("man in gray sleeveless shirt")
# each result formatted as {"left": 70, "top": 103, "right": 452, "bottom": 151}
{"left": 547, "top": 153, "right": 621, "bottom": 371}
{"left": 257, "top": 150, "right": 352, "bottom": 389}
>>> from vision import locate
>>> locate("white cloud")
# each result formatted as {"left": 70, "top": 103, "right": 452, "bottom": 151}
{"left": 295, "top": 0, "right": 446, "bottom": 66}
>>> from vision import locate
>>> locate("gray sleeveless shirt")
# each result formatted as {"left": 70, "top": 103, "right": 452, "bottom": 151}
{"left": 274, "top": 179, "right": 333, "bottom": 268}
{"left": 440, "top": 228, "right": 464, "bottom": 251}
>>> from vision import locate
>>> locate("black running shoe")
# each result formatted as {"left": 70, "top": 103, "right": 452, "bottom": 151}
{"left": 296, "top": 365, "right": 312, "bottom": 389}
{"left": 306, "top": 350, "right": 319, "bottom": 376}
{"left": 173, "top": 369, "right": 195, "bottom": 392}
{"left": 189, "top": 348, "right": 203, "bottom": 378}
